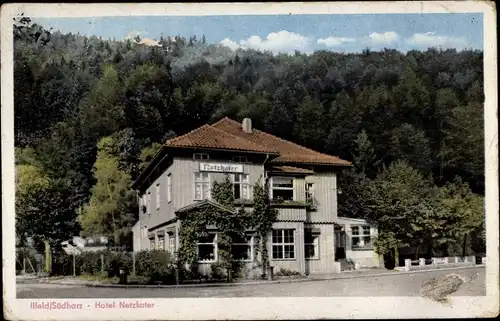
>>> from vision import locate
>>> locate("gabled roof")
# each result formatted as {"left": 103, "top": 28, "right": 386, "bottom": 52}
{"left": 212, "top": 117, "right": 351, "bottom": 166}
{"left": 134, "top": 117, "right": 351, "bottom": 190}
{"left": 166, "top": 124, "right": 277, "bottom": 154}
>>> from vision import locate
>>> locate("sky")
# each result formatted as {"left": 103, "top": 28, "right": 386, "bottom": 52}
{"left": 33, "top": 13, "right": 483, "bottom": 54}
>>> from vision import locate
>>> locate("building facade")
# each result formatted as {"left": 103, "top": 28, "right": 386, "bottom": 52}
{"left": 131, "top": 117, "right": 381, "bottom": 275}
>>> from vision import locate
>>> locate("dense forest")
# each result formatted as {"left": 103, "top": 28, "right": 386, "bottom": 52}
{"left": 14, "top": 17, "right": 485, "bottom": 260}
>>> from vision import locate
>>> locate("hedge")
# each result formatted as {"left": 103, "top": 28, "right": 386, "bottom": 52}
{"left": 51, "top": 250, "right": 175, "bottom": 284}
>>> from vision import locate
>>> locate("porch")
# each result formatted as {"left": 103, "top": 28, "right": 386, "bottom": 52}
{"left": 334, "top": 217, "right": 382, "bottom": 270}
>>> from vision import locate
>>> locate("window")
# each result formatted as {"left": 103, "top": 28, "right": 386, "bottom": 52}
{"left": 167, "top": 174, "right": 172, "bottom": 203}
{"left": 156, "top": 184, "right": 160, "bottom": 210}
{"left": 169, "top": 236, "right": 176, "bottom": 254}
{"left": 305, "top": 183, "right": 314, "bottom": 205}
{"left": 194, "top": 172, "right": 211, "bottom": 200}
{"left": 304, "top": 229, "right": 319, "bottom": 259}
{"left": 193, "top": 153, "right": 209, "bottom": 160}
{"left": 231, "top": 234, "right": 253, "bottom": 261}
{"left": 272, "top": 229, "right": 295, "bottom": 259}
{"left": 141, "top": 195, "right": 147, "bottom": 214}
{"left": 147, "top": 192, "right": 151, "bottom": 214}
{"left": 271, "top": 177, "right": 295, "bottom": 201}
{"left": 158, "top": 236, "right": 165, "bottom": 250}
{"left": 351, "top": 225, "right": 372, "bottom": 249}
{"left": 233, "top": 174, "right": 250, "bottom": 200}
{"left": 149, "top": 238, "right": 155, "bottom": 250}
{"left": 197, "top": 232, "right": 217, "bottom": 262}
{"left": 232, "top": 156, "right": 248, "bottom": 163}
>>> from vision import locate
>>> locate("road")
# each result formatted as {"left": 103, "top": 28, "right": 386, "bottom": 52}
{"left": 16, "top": 267, "right": 485, "bottom": 299}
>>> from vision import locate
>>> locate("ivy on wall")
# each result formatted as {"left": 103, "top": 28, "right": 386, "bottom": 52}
{"left": 177, "top": 174, "right": 278, "bottom": 278}
{"left": 250, "top": 178, "right": 278, "bottom": 274}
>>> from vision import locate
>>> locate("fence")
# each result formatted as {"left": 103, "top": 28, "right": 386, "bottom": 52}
{"left": 397, "top": 255, "right": 478, "bottom": 272}
{"left": 16, "top": 248, "right": 42, "bottom": 275}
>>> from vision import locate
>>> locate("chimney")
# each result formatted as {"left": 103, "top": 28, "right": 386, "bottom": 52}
{"left": 242, "top": 118, "right": 253, "bottom": 133}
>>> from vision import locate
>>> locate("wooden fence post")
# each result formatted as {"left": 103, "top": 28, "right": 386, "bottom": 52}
{"left": 132, "top": 252, "right": 136, "bottom": 276}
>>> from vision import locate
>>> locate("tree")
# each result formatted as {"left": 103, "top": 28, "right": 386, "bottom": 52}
{"left": 392, "top": 69, "right": 431, "bottom": 124}
{"left": 439, "top": 102, "right": 484, "bottom": 192}
{"left": 294, "top": 95, "right": 327, "bottom": 150}
{"left": 79, "top": 65, "right": 126, "bottom": 139}
{"left": 353, "top": 130, "right": 376, "bottom": 176}
{"left": 431, "top": 178, "right": 484, "bottom": 256}
{"left": 364, "top": 160, "right": 430, "bottom": 263}
{"left": 16, "top": 162, "right": 80, "bottom": 273}
{"left": 390, "top": 123, "right": 433, "bottom": 173}
{"left": 326, "top": 90, "right": 362, "bottom": 159}
{"left": 139, "top": 142, "right": 163, "bottom": 172}
{"left": 337, "top": 130, "right": 375, "bottom": 219}
{"left": 78, "top": 136, "right": 137, "bottom": 247}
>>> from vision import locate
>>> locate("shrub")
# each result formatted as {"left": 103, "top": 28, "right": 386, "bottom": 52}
{"left": 134, "top": 250, "right": 175, "bottom": 284}
{"left": 103, "top": 250, "right": 133, "bottom": 277}
{"left": 275, "top": 268, "right": 301, "bottom": 277}
{"left": 79, "top": 252, "right": 103, "bottom": 275}
{"left": 230, "top": 260, "right": 245, "bottom": 279}
{"left": 210, "top": 262, "right": 226, "bottom": 280}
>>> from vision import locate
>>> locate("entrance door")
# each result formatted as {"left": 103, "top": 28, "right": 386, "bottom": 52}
{"left": 334, "top": 227, "right": 346, "bottom": 261}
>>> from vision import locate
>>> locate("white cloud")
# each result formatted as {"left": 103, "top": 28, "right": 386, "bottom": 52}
{"left": 366, "top": 31, "right": 399, "bottom": 45}
{"left": 406, "top": 32, "right": 469, "bottom": 49}
{"left": 317, "top": 36, "right": 356, "bottom": 47}
{"left": 219, "top": 30, "right": 313, "bottom": 54}
{"left": 220, "top": 38, "right": 241, "bottom": 51}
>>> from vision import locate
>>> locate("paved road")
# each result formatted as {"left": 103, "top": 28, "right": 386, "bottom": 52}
{"left": 16, "top": 267, "right": 485, "bottom": 299}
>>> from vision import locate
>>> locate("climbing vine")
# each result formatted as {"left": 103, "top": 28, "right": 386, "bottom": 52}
{"left": 177, "top": 174, "right": 277, "bottom": 279}
{"left": 251, "top": 178, "right": 278, "bottom": 275}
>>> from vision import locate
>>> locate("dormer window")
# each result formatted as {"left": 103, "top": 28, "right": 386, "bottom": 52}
{"left": 193, "top": 153, "right": 209, "bottom": 160}
{"left": 270, "top": 177, "right": 295, "bottom": 201}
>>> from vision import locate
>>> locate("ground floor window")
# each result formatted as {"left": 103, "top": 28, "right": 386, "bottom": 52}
{"left": 272, "top": 229, "right": 295, "bottom": 259}
{"left": 231, "top": 234, "right": 254, "bottom": 261}
{"left": 157, "top": 236, "right": 165, "bottom": 250}
{"left": 304, "top": 229, "right": 319, "bottom": 259}
{"left": 351, "top": 225, "right": 372, "bottom": 249}
{"left": 149, "top": 238, "right": 155, "bottom": 250}
{"left": 198, "top": 232, "right": 217, "bottom": 262}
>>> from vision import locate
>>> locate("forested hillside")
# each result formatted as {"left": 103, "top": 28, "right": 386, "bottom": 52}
{"left": 14, "top": 18, "right": 485, "bottom": 258}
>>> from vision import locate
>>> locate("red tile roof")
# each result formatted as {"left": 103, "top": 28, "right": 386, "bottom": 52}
{"left": 165, "top": 117, "right": 351, "bottom": 166}
{"left": 212, "top": 118, "right": 352, "bottom": 166}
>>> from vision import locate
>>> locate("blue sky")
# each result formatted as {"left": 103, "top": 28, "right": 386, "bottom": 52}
{"left": 34, "top": 13, "right": 483, "bottom": 53}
